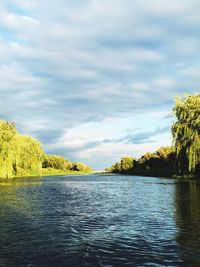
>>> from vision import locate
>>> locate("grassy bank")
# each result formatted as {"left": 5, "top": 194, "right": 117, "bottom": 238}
{"left": 14, "top": 168, "right": 94, "bottom": 178}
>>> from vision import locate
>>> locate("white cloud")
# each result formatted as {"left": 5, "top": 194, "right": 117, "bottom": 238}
{"left": 0, "top": 62, "right": 44, "bottom": 90}
{"left": 131, "top": 82, "right": 149, "bottom": 91}
{"left": 153, "top": 77, "right": 175, "bottom": 88}
{"left": 0, "top": 12, "right": 39, "bottom": 30}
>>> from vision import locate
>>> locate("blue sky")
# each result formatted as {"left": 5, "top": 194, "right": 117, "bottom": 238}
{"left": 0, "top": 0, "right": 199, "bottom": 169}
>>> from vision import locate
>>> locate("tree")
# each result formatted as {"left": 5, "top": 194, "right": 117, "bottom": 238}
{"left": 71, "top": 162, "right": 92, "bottom": 172}
{"left": 0, "top": 121, "right": 19, "bottom": 178}
{"left": 107, "top": 147, "right": 175, "bottom": 176}
{"left": 65, "top": 160, "right": 73, "bottom": 170}
{"left": 137, "top": 147, "right": 175, "bottom": 170}
{"left": 18, "top": 135, "right": 44, "bottom": 174}
{"left": 43, "top": 156, "right": 92, "bottom": 173}
{"left": 0, "top": 119, "right": 92, "bottom": 179}
{"left": 172, "top": 94, "right": 200, "bottom": 175}
{"left": 120, "top": 156, "right": 135, "bottom": 172}
{"left": 42, "top": 154, "right": 66, "bottom": 170}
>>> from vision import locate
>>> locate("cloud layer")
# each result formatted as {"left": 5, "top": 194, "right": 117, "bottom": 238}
{"left": 0, "top": 0, "right": 199, "bottom": 169}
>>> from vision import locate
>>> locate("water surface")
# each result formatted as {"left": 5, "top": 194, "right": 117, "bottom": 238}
{"left": 0, "top": 175, "right": 200, "bottom": 266}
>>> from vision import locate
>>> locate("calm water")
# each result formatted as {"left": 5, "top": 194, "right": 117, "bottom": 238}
{"left": 0, "top": 175, "right": 200, "bottom": 267}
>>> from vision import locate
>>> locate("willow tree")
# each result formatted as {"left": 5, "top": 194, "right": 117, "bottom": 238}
{"left": 0, "top": 120, "right": 19, "bottom": 178}
{"left": 172, "top": 94, "right": 200, "bottom": 175}
{"left": 17, "top": 135, "right": 44, "bottom": 175}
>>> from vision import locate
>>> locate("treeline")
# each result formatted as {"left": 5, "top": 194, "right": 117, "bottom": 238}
{"left": 42, "top": 154, "right": 92, "bottom": 172}
{"left": 107, "top": 94, "right": 200, "bottom": 178}
{"left": 0, "top": 120, "right": 92, "bottom": 179}
{"left": 106, "top": 147, "right": 175, "bottom": 177}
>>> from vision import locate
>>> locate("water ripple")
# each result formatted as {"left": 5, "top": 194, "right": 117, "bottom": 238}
{"left": 0, "top": 175, "right": 200, "bottom": 266}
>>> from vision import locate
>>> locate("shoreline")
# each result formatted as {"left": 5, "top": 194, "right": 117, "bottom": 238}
{"left": 105, "top": 172, "right": 199, "bottom": 180}
{"left": 0, "top": 168, "right": 94, "bottom": 181}
{"left": 0, "top": 170, "right": 198, "bottom": 181}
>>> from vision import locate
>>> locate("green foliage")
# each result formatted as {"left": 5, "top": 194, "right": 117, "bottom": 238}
{"left": 65, "top": 161, "right": 73, "bottom": 170}
{"left": 42, "top": 155, "right": 92, "bottom": 173}
{"left": 108, "top": 156, "right": 136, "bottom": 173}
{"left": 107, "top": 94, "right": 199, "bottom": 178}
{"left": 42, "top": 154, "right": 66, "bottom": 170}
{"left": 0, "top": 121, "right": 19, "bottom": 178}
{"left": 0, "top": 121, "right": 44, "bottom": 178}
{"left": 108, "top": 162, "right": 121, "bottom": 173}
{"left": 121, "top": 156, "right": 135, "bottom": 172}
{"left": 172, "top": 94, "right": 200, "bottom": 175}
{"left": 71, "top": 162, "right": 92, "bottom": 172}
{"left": 137, "top": 147, "right": 175, "bottom": 170}
{"left": 107, "top": 147, "right": 175, "bottom": 177}
{"left": 0, "top": 119, "right": 92, "bottom": 179}
{"left": 17, "top": 135, "right": 43, "bottom": 174}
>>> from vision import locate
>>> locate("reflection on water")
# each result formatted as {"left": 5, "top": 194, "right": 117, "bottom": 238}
{"left": 0, "top": 175, "right": 200, "bottom": 266}
{"left": 0, "top": 178, "right": 43, "bottom": 217}
{"left": 175, "top": 181, "right": 200, "bottom": 266}
{"left": 0, "top": 178, "right": 44, "bottom": 267}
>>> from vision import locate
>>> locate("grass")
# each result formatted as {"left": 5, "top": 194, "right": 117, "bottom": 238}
{"left": 41, "top": 168, "right": 94, "bottom": 176}
{"left": 13, "top": 168, "right": 93, "bottom": 179}
{"left": 172, "top": 174, "right": 199, "bottom": 179}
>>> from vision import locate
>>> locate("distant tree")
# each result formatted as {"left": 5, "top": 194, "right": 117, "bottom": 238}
{"left": 71, "top": 162, "right": 92, "bottom": 172}
{"left": 172, "top": 94, "right": 200, "bottom": 175}
{"left": 42, "top": 154, "right": 66, "bottom": 170}
{"left": 138, "top": 147, "right": 175, "bottom": 170}
{"left": 120, "top": 156, "right": 135, "bottom": 172}
{"left": 114, "top": 162, "right": 122, "bottom": 173}
{"left": 43, "top": 155, "right": 92, "bottom": 172}
{"left": 65, "top": 160, "right": 73, "bottom": 170}
{"left": 138, "top": 152, "right": 154, "bottom": 170}
{"left": 107, "top": 147, "right": 175, "bottom": 176}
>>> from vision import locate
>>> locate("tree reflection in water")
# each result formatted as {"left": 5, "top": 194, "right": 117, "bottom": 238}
{"left": 0, "top": 178, "right": 44, "bottom": 266}
{"left": 175, "top": 180, "right": 200, "bottom": 267}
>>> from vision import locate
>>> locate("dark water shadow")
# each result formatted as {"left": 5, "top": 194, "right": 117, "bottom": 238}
{"left": 175, "top": 180, "right": 200, "bottom": 267}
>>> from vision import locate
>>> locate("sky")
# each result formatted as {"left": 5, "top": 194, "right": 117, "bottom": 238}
{"left": 0, "top": 0, "right": 199, "bottom": 170}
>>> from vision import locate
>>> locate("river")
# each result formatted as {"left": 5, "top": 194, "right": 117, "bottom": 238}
{"left": 0, "top": 174, "right": 200, "bottom": 266}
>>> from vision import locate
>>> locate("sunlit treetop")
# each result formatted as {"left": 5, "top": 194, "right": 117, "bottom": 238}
{"left": 172, "top": 94, "right": 200, "bottom": 174}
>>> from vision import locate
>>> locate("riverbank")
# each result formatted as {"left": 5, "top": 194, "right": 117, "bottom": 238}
{"left": 41, "top": 168, "right": 93, "bottom": 177}
{"left": 106, "top": 170, "right": 198, "bottom": 179}
{"left": 11, "top": 168, "right": 94, "bottom": 179}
